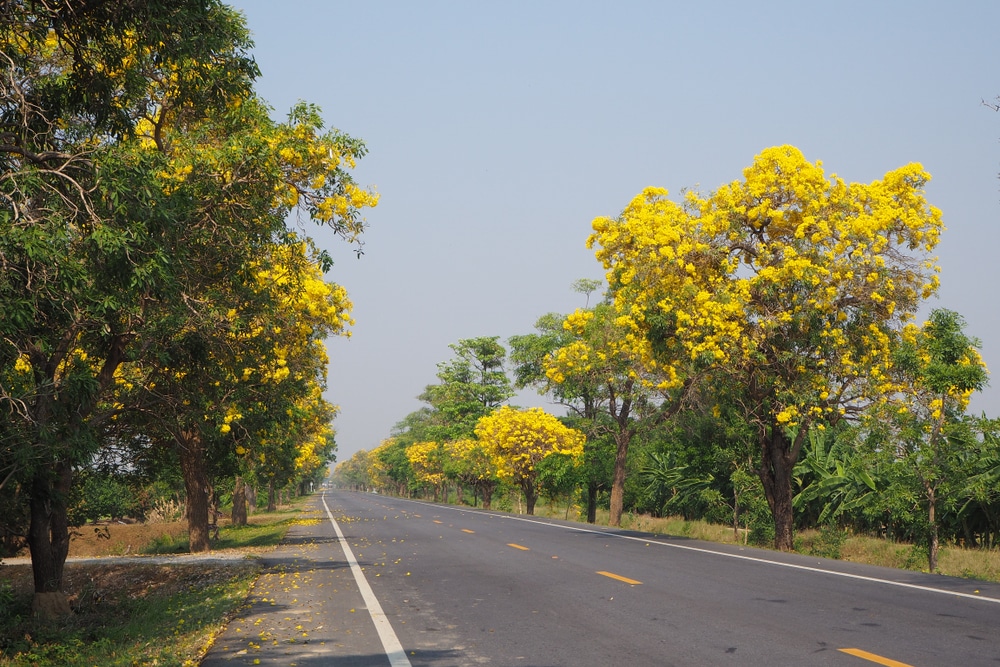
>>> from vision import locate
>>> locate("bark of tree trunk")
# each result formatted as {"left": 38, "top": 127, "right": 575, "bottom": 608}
{"left": 608, "top": 432, "right": 630, "bottom": 527}
{"left": 928, "top": 488, "right": 939, "bottom": 572}
{"left": 266, "top": 480, "right": 276, "bottom": 512}
{"left": 758, "top": 427, "right": 797, "bottom": 552}
{"left": 232, "top": 476, "right": 248, "bottom": 526}
{"left": 524, "top": 483, "right": 538, "bottom": 515}
{"left": 586, "top": 480, "right": 598, "bottom": 524}
{"left": 246, "top": 485, "right": 257, "bottom": 514}
{"left": 27, "top": 461, "right": 73, "bottom": 616}
{"left": 481, "top": 482, "right": 493, "bottom": 510}
{"left": 177, "top": 429, "right": 211, "bottom": 553}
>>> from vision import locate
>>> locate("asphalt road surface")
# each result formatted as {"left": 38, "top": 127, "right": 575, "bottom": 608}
{"left": 201, "top": 490, "right": 1000, "bottom": 667}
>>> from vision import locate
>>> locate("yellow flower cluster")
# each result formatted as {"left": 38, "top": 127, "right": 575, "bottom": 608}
{"left": 589, "top": 146, "right": 944, "bottom": 428}
{"left": 474, "top": 406, "right": 585, "bottom": 484}
{"left": 445, "top": 438, "right": 499, "bottom": 482}
{"left": 405, "top": 441, "right": 447, "bottom": 487}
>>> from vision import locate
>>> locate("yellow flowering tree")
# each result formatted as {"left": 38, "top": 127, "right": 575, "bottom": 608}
{"left": 0, "top": 0, "right": 265, "bottom": 611}
{"left": 542, "top": 303, "right": 693, "bottom": 527}
{"left": 475, "top": 406, "right": 585, "bottom": 514}
{"left": 128, "top": 237, "right": 353, "bottom": 548}
{"left": 405, "top": 441, "right": 448, "bottom": 501}
{"left": 1, "top": 0, "right": 376, "bottom": 597}
{"left": 446, "top": 438, "right": 502, "bottom": 509}
{"left": 590, "top": 146, "right": 944, "bottom": 550}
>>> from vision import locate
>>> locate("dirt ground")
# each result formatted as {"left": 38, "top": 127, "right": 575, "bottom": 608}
{"left": 0, "top": 560, "right": 252, "bottom": 610}
{"left": 0, "top": 520, "right": 255, "bottom": 618}
{"left": 60, "top": 520, "right": 190, "bottom": 557}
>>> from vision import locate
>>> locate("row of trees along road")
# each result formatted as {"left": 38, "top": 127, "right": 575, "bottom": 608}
{"left": 0, "top": 1, "right": 376, "bottom": 616}
{"left": 336, "top": 146, "right": 995, "bottom": 573}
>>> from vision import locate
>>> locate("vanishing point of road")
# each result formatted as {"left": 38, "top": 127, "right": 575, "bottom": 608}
{"left": 201, "top": 490, "right": 1000, "bottom": 666}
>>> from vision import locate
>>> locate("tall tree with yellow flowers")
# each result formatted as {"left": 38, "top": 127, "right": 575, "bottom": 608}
{"left": 1, "top": 0, "right": 259, "bottom": 613}
{"left": 0, "top": 0, "right": 374, "bottom": 609}
{"left": 590, "top": 146, "right": 943, "bottom": 550}
{"left": 475, "top": 406, "right": 585, "bottom": 515}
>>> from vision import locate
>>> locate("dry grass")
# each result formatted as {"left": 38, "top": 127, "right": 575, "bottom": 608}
{"left": 529, "top": 503, "right": 1000, "bottom": 583}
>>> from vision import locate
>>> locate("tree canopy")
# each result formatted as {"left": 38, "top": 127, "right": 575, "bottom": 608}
{"left": 589, "top": 145, "right": 945, "bottom": 549}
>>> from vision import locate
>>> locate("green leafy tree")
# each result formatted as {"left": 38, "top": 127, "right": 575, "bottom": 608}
{"left": 475, "top": 406, "right": 585, "bottom": 515}
{"left": 419, "top": 336, "right": 514, "bottom": 440}
{"left": 888, "top": 309, "right": 988, "bottom": 571}
{"left": 0, "top": 0, "right": 258, "bottom": 613}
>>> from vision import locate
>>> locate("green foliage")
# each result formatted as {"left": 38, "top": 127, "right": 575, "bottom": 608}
{"left": 793, "top": 427, "right": 877, "bottom": 527}
{"left": 804, "top": 523, "right": 849, "bottom": 560}
{"left": 537, "top": 452, "right": 581, "bottom": 506}
{"left": 68, "top": 472, "right": 144, "bottom": 525}
{"left": 641, "top": 451, "right": 716, "bottom": 519}
{"left": 418, "top": 337, "right": 514, "bottom": 440}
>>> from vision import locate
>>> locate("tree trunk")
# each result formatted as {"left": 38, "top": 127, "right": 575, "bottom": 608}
{"left": 733, "top": 489, "right": 741, "bottom": 541}
{"left": 246, "top": 485, "right": 257, "bottom": 514}
{"left": 456, "top": 483, "right": 463, "bottom": 506}
{"left": 481, "top": 482, "right": 493, "bottom": 510}
{"left": 586, "top": 480, "right": 598, "bottom": 524}
{"left": 608, "top": 432, "right": 630, "bottom": 527}
{"left": 232, "top": 476, "right": 248, "bottom": 526}
{"left": 27, "top": 462, "right": 73, "bottom": 617}
{"left": 177, "top": 429, "right": 211, "bottom": 553}
{"left": 523, "top": 482, "right": 538, "bottom": 516}
{"left": 928, "top": 487, "right": 939, "bottom": 572}
{"left": 266, "top": 480, "right": 276, "bottom": 511}
{"left": 758, "top": 427, "right": 797, "bottom": 552}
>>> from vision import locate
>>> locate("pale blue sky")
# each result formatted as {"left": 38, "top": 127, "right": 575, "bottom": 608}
{"left": 229, "top": 0, "right": 1000, "bottom": 460}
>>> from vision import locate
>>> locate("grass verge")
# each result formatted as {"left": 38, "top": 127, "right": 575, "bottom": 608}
{"left": 0, "top": 496, "right": 311, "bottom": 666}
{"left": 0, "top": 563, "right": 258, "bottom": 666}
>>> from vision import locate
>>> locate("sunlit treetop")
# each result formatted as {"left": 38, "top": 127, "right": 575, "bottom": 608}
{"left": 475, "top": 406, "right": 585, "bottom": 483}
{"left": 589, "top": 145, "right": 944, "bottom": 430}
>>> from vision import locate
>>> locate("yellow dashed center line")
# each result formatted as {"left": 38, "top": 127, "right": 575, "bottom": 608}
{"left": 596, "top": 571, "right": 642, "bottom": 585}
{"left": 839, "top": 648, "right": 914, "bottom": 667}
{"left": 507, "top": 543, "right": 530, "bottom": 551}
{"left": 461, "top": 529, "right": 475, "bottom": 534}
{"left": 433, "top": 520, "right": 443, "bottom": 524}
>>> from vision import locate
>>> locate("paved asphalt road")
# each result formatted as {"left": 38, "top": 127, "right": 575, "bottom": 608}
{"left": 201, "top": 490, "right": 1000, "bottom": 667}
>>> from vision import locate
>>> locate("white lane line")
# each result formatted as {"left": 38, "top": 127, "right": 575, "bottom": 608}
{"left": 394, "top": 497, "right": 1000, "bottom": 606}
{"left": 322, "top": 493, "right": 411, "bottom": 667}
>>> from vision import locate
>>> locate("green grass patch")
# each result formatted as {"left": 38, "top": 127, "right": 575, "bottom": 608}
{"left": 0, "top": 494, "right": 318, "bottom": 665}
{"left": 0, "top": 563, "right": 258, "bottom": 667}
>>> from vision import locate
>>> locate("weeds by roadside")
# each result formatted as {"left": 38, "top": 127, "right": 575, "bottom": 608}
{"left": 0, "top": 563, "right": 258, "bottom": 667}
{"left": 482, "top": 497, "right": 1000, "bottom": 583}
{"left": 0, "top": 497, "right": 310, "bottom": 666}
